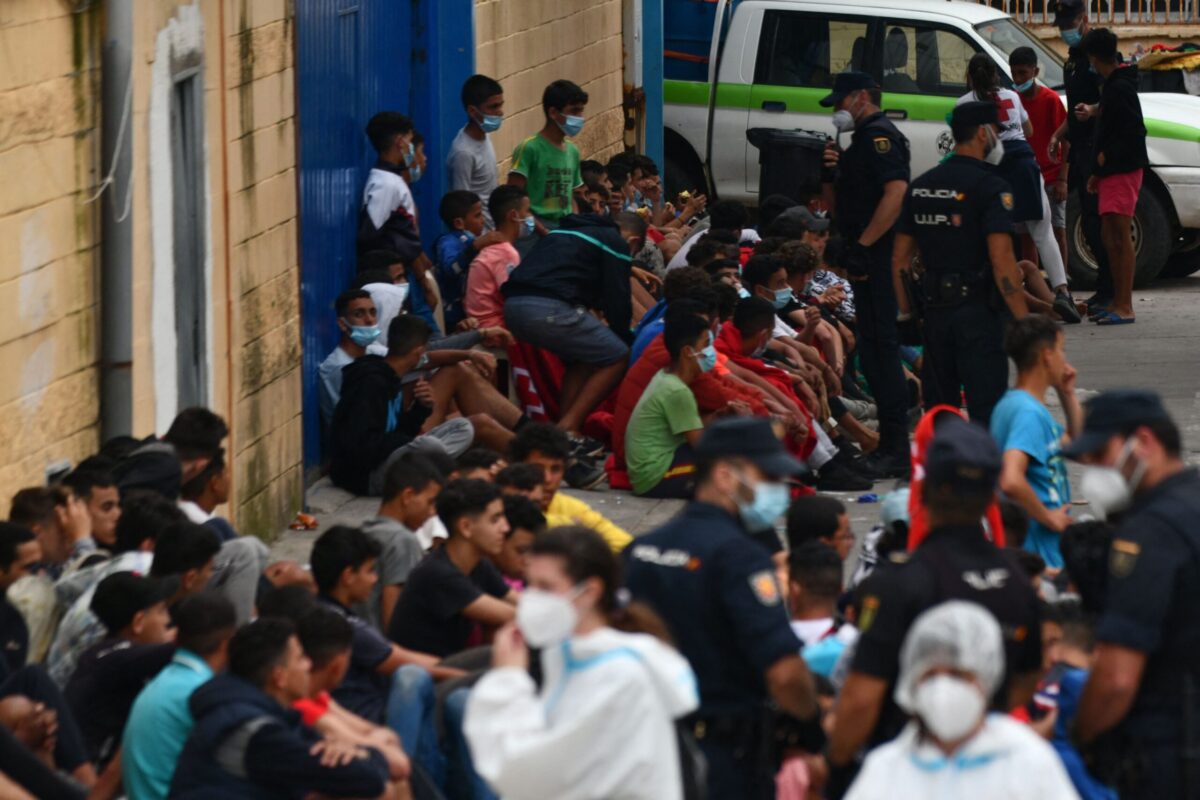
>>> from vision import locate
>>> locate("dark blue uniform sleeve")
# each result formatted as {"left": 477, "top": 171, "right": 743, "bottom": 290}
{"left": 868, "top": 131, "right": 910, "bottom": 185}
{"left": 716, "top": 540, "right": 802, "bottom": 675}
{"left": 980, "top": 177, "right": 1015, "bottom": 236}
{"left": 895, "top": 186, "right": 915, "bottom": 236}
{"left": 1095, "top": 521, "right": 1183, "bottom": 653}
{"left": 850, "top": 566, "right": 926, "bottom": 682}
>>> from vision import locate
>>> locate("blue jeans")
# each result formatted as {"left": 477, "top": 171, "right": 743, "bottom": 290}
{"left": 442, "top": 687, "right": 497, "bottom": 800}
{"left": 386, "top": 666, "right": 445, "bottom": 789}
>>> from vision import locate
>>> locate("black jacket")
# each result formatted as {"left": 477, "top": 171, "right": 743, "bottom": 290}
{"left": 1094, "top": 64, "right": 1148, "bottom": 177}
{"left": 169, "top": 673, "right": 388, "bottom": 799}
{"left": 329, "top": 355, "right": 430, "bottom": 495}
{"left": 502, "top": 214, "right": 635, "bottom": 341}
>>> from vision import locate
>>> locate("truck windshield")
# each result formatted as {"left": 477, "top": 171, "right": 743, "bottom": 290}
{"left": 974, "top": 18, "right": 1065, "bottom": 90}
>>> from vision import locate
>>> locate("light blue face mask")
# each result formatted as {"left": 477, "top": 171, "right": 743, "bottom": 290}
{"left": 736, "top": 478, "right": 791, "bottom": 531}
{"left": 403, "top": 142, "right": 416, "bottom": 167}
{"left": 1012, "top": 78, "right": 1035, "bottom": 93}
{"left": 522, "top": 215, "right": 536, "bottom": 236}
{"left": 557, "top": 114, "right": 585, "bottom": 137}
{"left": 772, "top": 287, "right": 793, "bottom": 309}
{"left": 479, "top": 114, "right": 503, "bottom": 134}
{"left": 346, "top": 323, "right": 381, "bottom": 348}
{"left": 408, "top": 163, "right": 422, "bottom": 183}
{"left": 1062, "top": 26, "right": 1083, "bottom": 47}
{"left": 737, "top": 286, "right": 752, "bottom": 299}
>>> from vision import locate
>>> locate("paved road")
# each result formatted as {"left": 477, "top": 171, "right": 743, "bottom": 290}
{"left": 271, "top": 274, "right": 1200, "bottom": 567}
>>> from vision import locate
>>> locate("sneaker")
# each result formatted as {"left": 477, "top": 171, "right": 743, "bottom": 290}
{"left": 863, "top": 450, "right": 911, "bottom": 480}
{"left": 827, "top": 446, "right": 881, "bottom": 480}
{"left": 1053, "top": 290, "right": 1082, "bottom": 324}
{"left": 564, "top": 458, "right": 607, "bottom": 490}
{"left": 567, "top": 433, "right": 605, "bottom": 459}
{"left": 816, "top": 463, "right": 874, "bottom": 492}
{"left": 840, "top": 397, "right": 877, "bottom": 421}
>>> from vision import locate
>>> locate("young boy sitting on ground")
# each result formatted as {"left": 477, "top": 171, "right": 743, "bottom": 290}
{"left": 495, "top": 494, "right": 546, "bottom": 592}
{"left": 508, "top": 424, "right": 632, "bottom": 553}
{"left": 434, "top": 191, "right": 504, "bottom": 332}
{"left": 465, "top": 186, "right": 529, "bottom": 330}
{"left": 360, "top": 456, "right": 443, "bottom": 631}
{"left": 387, "top": 481, "right": 517, "bottom": 658}
{"left": 626, "top": 305, "right": 740, "bottom": 498}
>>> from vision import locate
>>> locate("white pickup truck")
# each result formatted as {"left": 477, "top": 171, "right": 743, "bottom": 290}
{"left": 662, "top": 0, "right": 1200, "bottom": 286}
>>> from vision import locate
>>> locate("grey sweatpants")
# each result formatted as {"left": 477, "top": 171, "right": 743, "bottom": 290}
{"left": 368, "top": 417, "right": 475, "bottom": 496}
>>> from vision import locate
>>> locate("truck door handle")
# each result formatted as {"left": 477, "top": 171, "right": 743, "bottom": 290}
{"left": 760, "top": 100, "right": 786, "bottom": 112}
{"left": 884, "top": 108, "right": 909, "bottom": 120}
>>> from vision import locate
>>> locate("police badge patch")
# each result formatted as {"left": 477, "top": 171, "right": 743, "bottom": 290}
{"left": 873, "top": 137, "right": 891, "bottom": 154}
{"left": 1000, "top": 192, "right": 1014, "bottom": 211}
{"left": 1110, "top": 539, "right": 1140, "bottom": 578}
{"left": 748, "top": 570, "right": 781, "bottom": 606}
{"left": 936, "top": 130, "right": 954, "bottom": 156}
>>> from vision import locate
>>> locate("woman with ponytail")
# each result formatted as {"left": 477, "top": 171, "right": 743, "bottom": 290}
{"left": 959, "top": 54, "right": 1079, "bottom": 321}
{"left": 464, "top": 526, "right": 699, "bottom": 799}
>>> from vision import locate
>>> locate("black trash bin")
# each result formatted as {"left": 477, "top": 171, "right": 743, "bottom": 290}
{"left": 746, "top": 128, "right": 827, "bottom": 208}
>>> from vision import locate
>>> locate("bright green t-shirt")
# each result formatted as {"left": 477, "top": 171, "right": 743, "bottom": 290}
{"left": 510, "top": 133, "right": 583, "bottom": 222}
{"left": 626, "top": 371, "right": 703, "bottom": 495}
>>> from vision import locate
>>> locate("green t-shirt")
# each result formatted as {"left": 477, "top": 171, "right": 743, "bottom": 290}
{"left": 625, "top": 371, "right": 703, "bottom": 495}
{"left": 510, "top": 134, "right": 583, "bottom": 222}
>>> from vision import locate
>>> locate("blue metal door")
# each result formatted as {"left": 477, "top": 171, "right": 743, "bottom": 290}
{"left": 295, "top": 0, "right": 473, "bottom": 476}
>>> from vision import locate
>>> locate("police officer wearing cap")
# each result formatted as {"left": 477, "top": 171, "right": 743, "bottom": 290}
{"left": 1065, "top": 390, "right": 1200, "bottom": 799}
{"left": 892, "top": 101, "right": 1030, "bottom": 427}
{"left": 1049, "top": 0, "right": 1115, "bottom": 313}
{"left": 825, "top": 415, "right": 1042, "bottom": 796}
{"left": 821, "top": 72, "right": 911, "bottom": 479}
{"left": 623, "top": 417, "right": 818, "bottom": 799}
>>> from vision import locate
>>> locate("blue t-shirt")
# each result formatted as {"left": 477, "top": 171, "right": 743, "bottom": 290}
{"left": 629, "top": 300, "right": 668, "bottom": 365}
{"left": 434, "top": 231, "right": 475, "bottom": 331}
{"left": 990, "top": 389, "right": 1071, "bottom": 568}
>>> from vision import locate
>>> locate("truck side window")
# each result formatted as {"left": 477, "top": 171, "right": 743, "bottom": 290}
{"left": 883, "top": 22, "right": 982, "bottom": 96}
{"left": 754, "top": 11, "right": 870, "bottom": 89}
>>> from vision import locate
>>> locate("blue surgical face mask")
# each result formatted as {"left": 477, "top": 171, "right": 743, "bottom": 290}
{"left": 403, "top": 141, "right": 416, "bottom": 167}
{"left": 1062, "top": 26, "right": 1083, "bottom": 47}
{"left": 408, "top": 163, "right": 422, "bottom": 183}
{"left": 346, "top": 323, "right": 381, "bottom": 348}
{"left": 737, "top": 285, "right": 751, "bottom": 299}
{"left": 736, "top": 476, "right": 791, "bottom": 531}
{"left": 522, "top": 215, "right": 536, "bottom": 236}
{"left": 773, "top": 287, "right": 793, "bottom": 309}
{"left": 1012, "top": 78, "right": 1035, "bottom": 93}
{"left": 695, "top": 343, "right": 718, "bottom": 373}
{"left": 557, "top": 114, "right": 585, "bottom": 137}
{"left": 478, "top": 112, "right": 503, "bottom": 134}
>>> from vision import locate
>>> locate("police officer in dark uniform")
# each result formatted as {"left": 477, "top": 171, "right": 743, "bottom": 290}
{"left": 825, "top": 415, "right": 1043, "bottom": 796}
{"left": 623, "top": 417, "right": 818, "bottom": 800}
{"left": 1064, "top": 390, "right": 1200, "bottom": 799}
{"left": 821, "top": 72, "right": 911, "bottom": 478}
{"left": 892, "top": 101, "right": 1030, "bottom": 427}
{"left": 1050, "top": 0, "right": 1114, "bottom": 312}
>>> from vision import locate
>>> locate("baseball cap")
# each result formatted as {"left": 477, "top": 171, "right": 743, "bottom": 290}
{"left": 695, "top": 417, "right": 807, "bottom": 478}
{"left": 820, "top": 71, "right": 879, "bottom": 108}
{"left": 776, "top": 205, "right": 831, "bottom": 233}
{"left": 90, "top": 571, "right": 174, "bottom": 633}
{"left": 952, "top": 101, "right": 1000, "bottom": 129}
{"left": 924, "top": 416, "right": 1001, "bottom": 494}
{"left": 1062, "top": 389, "right": 1172, "bottom": 459}
{"left": 1052, "top": 0, "right": 1086, "bottom": 27}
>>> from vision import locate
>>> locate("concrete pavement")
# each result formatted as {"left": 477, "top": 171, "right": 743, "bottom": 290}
{"left": 270, "top": 274, "right": 1200, "bottom": 565}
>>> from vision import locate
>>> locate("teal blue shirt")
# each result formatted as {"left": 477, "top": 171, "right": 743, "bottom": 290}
{"left": 991, "top": 389, "right": 1071, "bottom": 568}
{"left": 121, "top": 649, "right": 213, "bottom": 800}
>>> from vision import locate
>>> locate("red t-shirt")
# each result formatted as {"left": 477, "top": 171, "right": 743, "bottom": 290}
{"left": 294, "top": 690, "right": 332, "bottom": 726}
{"left": 1022, "top": 85, "right": 1067, "bottom": 185}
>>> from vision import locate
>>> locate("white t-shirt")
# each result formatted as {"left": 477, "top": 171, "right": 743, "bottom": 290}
{"left": 362, "top": 166, "right": 416, "bottom": 229}
{"left": 957, "top": 89, "right": 1029, "bottom": 143}
{"left": 790, "top": 618, "right": 837, "bottom": 647}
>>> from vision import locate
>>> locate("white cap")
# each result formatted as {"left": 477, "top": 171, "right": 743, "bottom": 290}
{"left": 894, "top": 600, "right": 1004, "bottom": 713}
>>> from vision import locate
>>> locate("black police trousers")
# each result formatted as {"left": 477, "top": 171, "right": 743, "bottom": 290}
{"left": 1070, "top": 151, "right": 1115, "bottom": 300}
{"left": 699, "top": 737, "right": 776, "bottom": 800}
{"left": 921, "top": 300, "right": 1007, "bottom": 427}
{"left": 855, "top": 248, "right": 909, "bottom": 455}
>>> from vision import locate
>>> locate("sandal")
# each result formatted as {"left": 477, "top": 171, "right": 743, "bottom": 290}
{"left": 1093, "top": 311, "right": 1135, "bottom": 326}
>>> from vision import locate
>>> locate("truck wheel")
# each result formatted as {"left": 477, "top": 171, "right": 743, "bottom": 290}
{"left": 1158, "top": 231, "right": 1200, "bottom": 279}
{"left": 665, "top": 140, "right": 709, "bottom": 202}
{"left": 1066, "top": 184, "right": 1172, "bottom": 289}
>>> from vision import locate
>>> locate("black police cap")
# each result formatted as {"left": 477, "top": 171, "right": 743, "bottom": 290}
{"left": 696, "top": 417, "right": 807, "bottom": 478}
{"left": 924, "top": 415, "right": 1001, "bottom": 494}
{"left": 1051, "top": 0, "right": 1086, "bottom": 27}
{"left": 1062, "top": 389, "right": 1172, "bottom": 459}
{"left": 952, "top": 101, "right": 1000, "bottom": 129}
{"left": 820, "top": 71, "right": 880, "bottom": 108}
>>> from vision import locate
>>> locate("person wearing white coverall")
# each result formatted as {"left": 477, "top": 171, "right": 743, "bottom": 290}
{"left": 464, "top": 525, "right": 699, "bottom": 800}
{"left": 846, "top": 600, "right": 1080, "bottom": 800}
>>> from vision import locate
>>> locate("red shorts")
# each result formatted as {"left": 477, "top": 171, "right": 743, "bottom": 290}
{"left": 1097, "top": 169, "right": 1143, "bottom": 217}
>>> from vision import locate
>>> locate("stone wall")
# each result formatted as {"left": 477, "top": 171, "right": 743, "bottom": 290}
{"left": 0, "top": 1, "right": 103, "bottom": 513}
{"left": 474, "top": 0, "right": 627, "bottom": 173}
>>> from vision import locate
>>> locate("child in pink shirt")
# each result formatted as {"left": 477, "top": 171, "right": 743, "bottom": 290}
{"left": 466, "top": 185, "right": 529, "bottom": 329}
